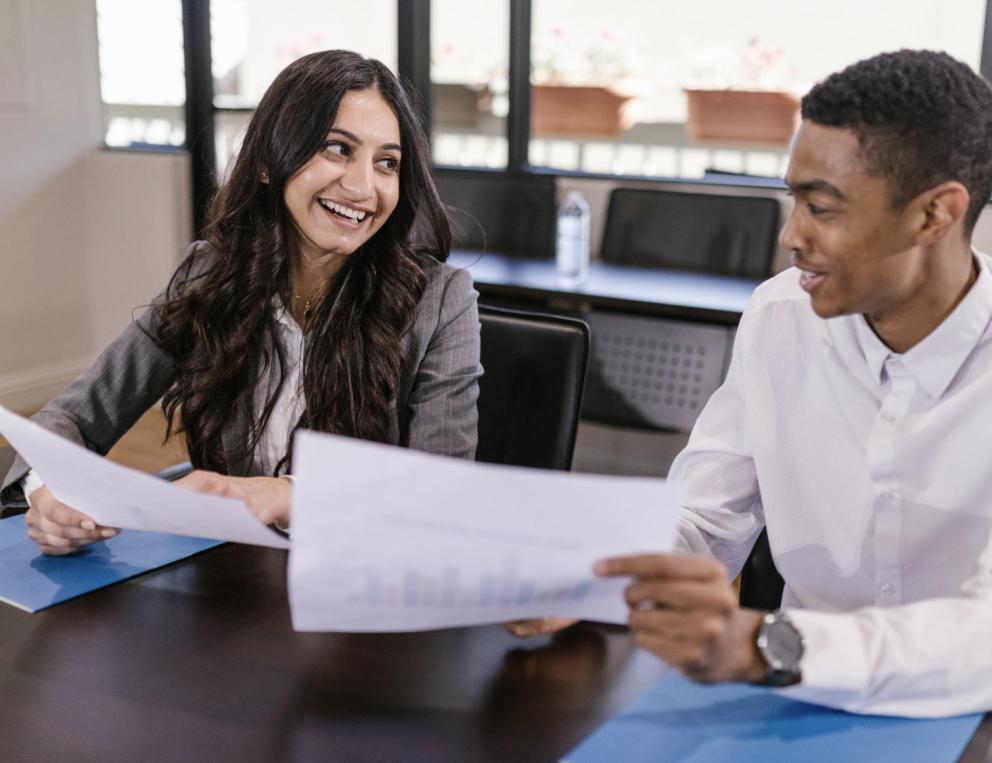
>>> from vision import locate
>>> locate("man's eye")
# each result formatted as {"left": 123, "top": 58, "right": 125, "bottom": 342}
{"left": 807, "top": 203, "right": 828, "bottom": 216}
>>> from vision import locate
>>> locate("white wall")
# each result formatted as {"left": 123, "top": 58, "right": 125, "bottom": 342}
{"left": 0, "top": 0, "right": 190, "bottom": 414}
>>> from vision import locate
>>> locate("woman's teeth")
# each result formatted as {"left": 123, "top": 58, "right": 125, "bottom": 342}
{"left": 319, "top": 199, "right": 367, "bottom": 222}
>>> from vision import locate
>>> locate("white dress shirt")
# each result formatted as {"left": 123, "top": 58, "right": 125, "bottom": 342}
{"left": 673, "top": 252, "right": 992, "bottom": 717}
{"left": 251, "top": 298, "right": 306, "bottom": 476}
{"left": 22, "top": 298, "right": 306, "bottom": 502}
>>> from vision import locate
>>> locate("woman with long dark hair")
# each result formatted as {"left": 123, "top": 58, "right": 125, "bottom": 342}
{"left": 1, "top": 50, "right": 481, "bottom": 552}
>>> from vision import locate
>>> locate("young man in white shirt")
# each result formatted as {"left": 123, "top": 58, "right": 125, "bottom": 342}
{"left": 515, "top": 49, "right": 992, "bottom": 717}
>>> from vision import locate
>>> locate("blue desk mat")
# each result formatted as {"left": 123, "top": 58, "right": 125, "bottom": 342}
{"left": 0, "top": 514, "right": 222, "bottom": 612}
{"left": 563, "top": 672, "right": 983, "bottom": 763}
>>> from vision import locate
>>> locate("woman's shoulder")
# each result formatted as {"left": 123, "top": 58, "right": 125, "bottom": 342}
{"left": 402, "top": 257, "right": 478, "bottom": 347}
{"left": 420, "top": 256, "right": 474, "bottom": 293}
{"left": 161, "top": 240, "right": 226, "bottom": 296}
{"left": 417, "top": 256, "right": 477, "bottom": 312}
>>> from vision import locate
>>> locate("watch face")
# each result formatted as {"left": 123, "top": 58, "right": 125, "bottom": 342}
{"left": 768, "top": 620, "right": 804, "bottom": 665}
{"left": 759, "top": 614, "right": 804, "bottom": 674}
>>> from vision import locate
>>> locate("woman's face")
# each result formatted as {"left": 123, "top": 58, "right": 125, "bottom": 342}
{"left": 283, "top": 88, "right": 402, "bottom": 266}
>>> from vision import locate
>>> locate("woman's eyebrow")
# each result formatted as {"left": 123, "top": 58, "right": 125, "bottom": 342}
{"left": 327, "top": 127, "right": 401, "bottom": 153}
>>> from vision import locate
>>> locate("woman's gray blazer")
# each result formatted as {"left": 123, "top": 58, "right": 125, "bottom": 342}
{"left": 0, "top": 247, "right": 482, "bottom": 514}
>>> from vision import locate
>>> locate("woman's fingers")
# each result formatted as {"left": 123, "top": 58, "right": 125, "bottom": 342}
{"left": 25, "top": 489, "right": 119, "bottom": 555}
{"left": 174, "top": 470, "right": 235, "bottom": 497}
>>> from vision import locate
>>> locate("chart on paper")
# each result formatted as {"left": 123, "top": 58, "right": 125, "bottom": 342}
{"left": 345, "top": 555, "right": 596, "bottom": 609}
{"left": 289, "top": 430, "right": 679, "bottom": 632}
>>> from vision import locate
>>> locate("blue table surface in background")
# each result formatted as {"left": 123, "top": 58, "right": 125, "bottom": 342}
{"left": 0, "top": 514, "right": 222, "bottom": 612}
{"left": 564, "top": 672, "right": 983, "bottom": 763}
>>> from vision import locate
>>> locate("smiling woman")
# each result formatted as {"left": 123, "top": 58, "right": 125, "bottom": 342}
{"left": 1, "top": 51, "right": 482, "bottom": 554}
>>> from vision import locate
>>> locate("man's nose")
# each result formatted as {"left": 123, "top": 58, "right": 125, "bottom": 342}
{"left": 778, "top": 207, "right": 803, "bottom": 253}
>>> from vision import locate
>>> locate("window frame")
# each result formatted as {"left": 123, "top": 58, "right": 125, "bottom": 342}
{"left": 180, "top": 0, "right": 992, "bottom": 236}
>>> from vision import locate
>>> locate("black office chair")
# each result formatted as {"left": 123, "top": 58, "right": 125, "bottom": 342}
{"left": 434, "top": 168, "right": 558, "bottom": 258}
{"left": 476, "top": 305, "right": 590, "bottom": 471}
{"left": 600, "top": 187, "right": 780, "bottom": 279}
{"left": 160, "top": 306, "right": 591, "bottom": 480}
{"left": 738, "top": 528, "right": 785, "bottom": 610}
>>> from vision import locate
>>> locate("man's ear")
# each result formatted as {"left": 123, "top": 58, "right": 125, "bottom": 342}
{"left": 915, "top": 181, "right": 970, "bottom": 246}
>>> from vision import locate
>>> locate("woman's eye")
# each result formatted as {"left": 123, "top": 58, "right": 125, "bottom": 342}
{"left": 323, "top": 142, "right": 348, "bottom": 157}
{"left": 378, "top": 156, "right": 399, "bottom": 171}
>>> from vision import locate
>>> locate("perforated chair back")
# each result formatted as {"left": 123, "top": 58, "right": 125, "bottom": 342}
{"left": 477, "top": 306, "right": 590, "bottom": 471}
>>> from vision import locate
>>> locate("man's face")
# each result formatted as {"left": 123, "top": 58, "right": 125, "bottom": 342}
{"left": 780, "top": 121, "right": 924, "bottom": 320}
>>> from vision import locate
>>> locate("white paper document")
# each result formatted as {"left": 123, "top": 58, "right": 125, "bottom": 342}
{"left": 0, "top": 406, "right": 289, "bottom": 549}
{"left": 289, "top": 430, "right": 677, "bottom": 632}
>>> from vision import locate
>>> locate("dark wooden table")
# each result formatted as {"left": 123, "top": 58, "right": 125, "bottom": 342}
{"left": 1, "top": 543, "right": 989, "bottom": 763}
{"left": 0, "top": 544, "right": 665, "bottom": 763}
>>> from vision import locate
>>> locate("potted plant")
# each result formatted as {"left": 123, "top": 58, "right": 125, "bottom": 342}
{"left": 683, "top": 38, "right": 800, "bottom": 145}
{"left": 530, "top": 23, "right": 643, "bottom": 137}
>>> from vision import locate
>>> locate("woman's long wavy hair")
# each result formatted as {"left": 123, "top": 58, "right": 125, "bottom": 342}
{"left": 154, "top": 50, "right": 451, "bottom": 474}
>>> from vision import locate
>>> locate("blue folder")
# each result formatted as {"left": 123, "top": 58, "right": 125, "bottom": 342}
{"left": 563, "top": 672, "right": 983, "bottom": 763}
{"left": 0, "top": 514, "right": 222, "bottom": 612}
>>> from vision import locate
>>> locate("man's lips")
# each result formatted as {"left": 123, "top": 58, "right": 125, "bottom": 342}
{"left": 795, "top": 261, "right": 827, "bottom": 294}
{"left": 799, "top": 269, "right": 827, "bottom": 293}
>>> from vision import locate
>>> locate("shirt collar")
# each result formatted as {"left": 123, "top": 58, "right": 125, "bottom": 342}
{"left": 853, "top": 253, "right": 992, "bottom": 398}
{"left": 271, "top": 296, "right": 304, "bottom": 335}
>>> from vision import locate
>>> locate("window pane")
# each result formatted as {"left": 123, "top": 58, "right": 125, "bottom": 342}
{"left": 96, "top": 0, "right": 185, "bottom": 148}
{"left": 430, "top": 0, "right": 509, "bottom": 168}
{"left": 211, "top": 0, "right": 398, "bottom": 173}
{"left": 529, "top": 0, "right": 986, "bottom": 179}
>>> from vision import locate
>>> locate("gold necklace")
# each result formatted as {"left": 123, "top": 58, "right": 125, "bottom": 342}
{"left": 290, "top": 292, "right": 322, "bottom": 321}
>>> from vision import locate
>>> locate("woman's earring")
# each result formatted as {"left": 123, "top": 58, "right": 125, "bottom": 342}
{"left": 260, "top": 170, "right": 269, "bottom": 184}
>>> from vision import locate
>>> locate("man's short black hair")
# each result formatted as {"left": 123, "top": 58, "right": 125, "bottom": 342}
{"left": 802, "top": 49, "right": 992, "bottom": 234}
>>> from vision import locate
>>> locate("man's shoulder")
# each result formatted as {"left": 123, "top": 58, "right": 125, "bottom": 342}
{"left": 731, "top": 267, "right": 833, "bottom": 353}
{"left": 745, "top": 267, "right": 813, "bottom": 321}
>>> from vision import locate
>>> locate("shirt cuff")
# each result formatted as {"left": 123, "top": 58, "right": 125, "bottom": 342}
{"left": 774, "top": 608, "right": 871, "bottom": 706}
{"left": 21, "top": 470, "right": 44, "bottom": 507}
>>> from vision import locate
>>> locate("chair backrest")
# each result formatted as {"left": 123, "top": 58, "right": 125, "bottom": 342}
{"left": 435, "top": 169, "right": 557, "bottom": 258}
{"left": 738, "top": 528, "right": 785, "bottom": 610}
{"left": 600, "top": 188, "right": 780, "bottom": 279}
{"left": 160, "top": 307, "right": 590, "bottom": 478}
{"left": 477, "top": 306, "right": 590, "bottom": 471}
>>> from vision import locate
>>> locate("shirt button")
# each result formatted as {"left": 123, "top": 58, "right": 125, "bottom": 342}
{"left": 881, "top": 412, "right": 897, "bottom": 424}
{"left": 880, "top": 490, "right": 897, "bottom": 502}
{"left": 880, "top": 583, "right": 895, "bottom": 595}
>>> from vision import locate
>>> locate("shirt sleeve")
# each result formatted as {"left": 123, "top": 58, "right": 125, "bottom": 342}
{"left": 670, "top": 310, "right": 764, "bottom": 579}
{"left": 20, "top": 470, "right": 44, "bottom": 507}
{"left": 779, "top": 539, "right": 992, "bottom": 717}
{"left": 405, "top": 266, "right": 482, "bottom": 460}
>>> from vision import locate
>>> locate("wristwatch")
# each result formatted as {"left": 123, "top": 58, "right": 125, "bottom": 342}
{"left": 754, "top": 609, "right": 804, "bottom": 687}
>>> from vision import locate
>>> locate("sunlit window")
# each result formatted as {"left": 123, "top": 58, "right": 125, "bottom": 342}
{"left": 527, "top": 0, "right": 986, "bottom": 179}
{"left": 211, "top": 0, "right": 398, "bottom": 174}
{"left": 430, "top": 0, "right": 509, "bottom": 168}
{"left": 96, "top": 0, "right": 185, "bottom": 148}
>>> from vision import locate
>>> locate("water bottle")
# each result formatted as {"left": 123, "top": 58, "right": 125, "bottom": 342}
{"left": 556, "top": 190, "right": 591, "bottom": 287}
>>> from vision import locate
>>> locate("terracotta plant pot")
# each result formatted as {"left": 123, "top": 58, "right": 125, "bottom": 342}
{"left": 532, "top": 84, "right": 635, "bottom": 137}
{"left": 432, "top": 83, "right": 485, "bottom": 127}
{"left": 684, "top": 89, "right": 800, "bottom": 145}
